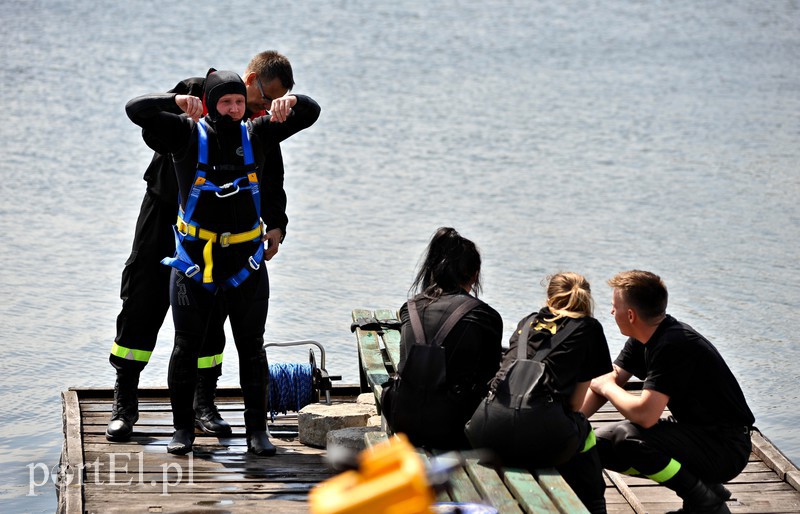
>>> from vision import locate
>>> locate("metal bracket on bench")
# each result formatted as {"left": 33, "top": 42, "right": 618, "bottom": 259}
{"left": 350, "top": 317, "right": 402, "bottom": 335}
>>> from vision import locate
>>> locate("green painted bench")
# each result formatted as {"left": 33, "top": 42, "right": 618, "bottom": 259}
{"left": 354, "top": 308, "right": 589, "bottom": 514}
{"left": 364, "top": 430, "right": 589, "bottom": 514}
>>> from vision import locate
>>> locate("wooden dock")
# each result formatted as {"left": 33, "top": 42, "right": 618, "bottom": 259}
{"left": 59, "top": 386, "right": 800, "bottom": 513}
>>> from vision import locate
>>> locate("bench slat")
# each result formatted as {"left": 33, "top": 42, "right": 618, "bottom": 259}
{"left": 447, "top": 465, "right": 484, "bottom": 504}
{"left": 533, "top": 467, "right": 590, "bottom": 514}
{"left": 464, "top": 459, "right": 524, "bottom": 513}
{"left": 501, "top": 467, "right": 561, "bottom": 514}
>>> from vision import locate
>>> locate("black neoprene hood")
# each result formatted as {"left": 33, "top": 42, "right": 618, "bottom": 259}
{"left": 204, "top": 69, "right": 247, "bottom": 120}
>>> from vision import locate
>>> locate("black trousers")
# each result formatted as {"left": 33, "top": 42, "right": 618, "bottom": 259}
{"left": 595, "top": 419, "right": 751, "bottom": 484}
{"left": 168, "top": 266, "right": 270, "bottom": 431}
{"left": 110, "top": 191, "right": 226, "bottom": 373}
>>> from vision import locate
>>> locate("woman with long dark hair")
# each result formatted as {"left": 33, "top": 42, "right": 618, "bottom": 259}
{"left": 381, "top": 227, "right": 503, "bottom": 450}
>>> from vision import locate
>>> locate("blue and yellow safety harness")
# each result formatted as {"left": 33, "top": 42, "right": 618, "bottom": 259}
{"left": 161, "top": 119, "right": 264, "bottom": 291}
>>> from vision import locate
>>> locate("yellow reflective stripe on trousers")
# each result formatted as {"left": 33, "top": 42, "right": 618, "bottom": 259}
{"left": 110, "top": 343, "right": 152, "bottom": 363}
{"left": 198, "top": 353, "right": 224, "bottom": 369}
{"left": 581, "top": 429, "right": 597, "bottom": 453}
{"left": 647, "top": 458, "right": 682, "bottom": 483}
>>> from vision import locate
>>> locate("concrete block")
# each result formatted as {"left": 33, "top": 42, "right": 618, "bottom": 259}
{"left": 298, "top": 402, "right": 377, "bottom": 448}
{"left": 326, "top": 426, "right": 383, "bottom": 454}
{"left": 356, "top": 392, "right": 377, "bottom": 406}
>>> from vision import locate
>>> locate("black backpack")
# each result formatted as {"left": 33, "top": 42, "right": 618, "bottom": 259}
{"left": 381, "top": 295, "right": 480, "bottom": 448}
{"left": 464, "top": 313, "right": 582, "bottom": 466}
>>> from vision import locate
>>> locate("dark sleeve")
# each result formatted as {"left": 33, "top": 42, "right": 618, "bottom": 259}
{"left": 126, "top": 94, "right": 194, "bottom": 154}
{"left": 260, "top": 144, "right": 288, "bottom": 237}
{"left": 614, "top": 337, "right": 647, "bottom": 379}
{"left": 467, "top": 304, "right": 504, "bottom": 389}
{"left": 576, "top": 319, "right": 613, "bottom": 382}
{"left": 250, "top": 94, "right": 321, "bottom": 146}
{"left": 141, "top": 77, "right": 204, "bottom": 155}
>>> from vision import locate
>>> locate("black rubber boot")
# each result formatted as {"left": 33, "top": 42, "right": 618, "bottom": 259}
{"left": 666, "top": 478, "right": 731, "bottom": 514}
{"left": 105, "top": 371, "right": 140, "bottom": 442}
{"left": 709, "top": 483, "right": 732, "bottom": 502}
{"left": 194, "top": 369, "right": 232, "bottom": 436}
{"left": 247, "top": 430, "right": 276, "bottom": 457}
{"left": 167, "top": 428, "right": 195, "bottom": 455}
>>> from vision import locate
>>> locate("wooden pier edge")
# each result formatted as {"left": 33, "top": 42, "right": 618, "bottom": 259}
{"left": 751, "top": 428, "right": 800, "bottom": 490}
{"left": 58, "top": 389, "right": 84, "bottom": 514}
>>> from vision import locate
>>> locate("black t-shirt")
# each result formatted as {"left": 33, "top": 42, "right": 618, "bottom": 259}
{"left": 495, "top": 307, "right": 613, "bottom": 399}
{"left": 615, "top": 315, "right": 755, "bottom": 427}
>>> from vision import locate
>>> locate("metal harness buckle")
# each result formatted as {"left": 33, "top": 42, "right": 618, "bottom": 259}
{"left": 215, "top": 183, "right": 240, "bottom": 198}
{"left": 219, "top": 232, "right": 231, "bottom": 247}
{"left": 185, "top": 264, "right": 200, "bottom": 278}
{"left": 249, "top": 255, "right": 260, "bottom": 270}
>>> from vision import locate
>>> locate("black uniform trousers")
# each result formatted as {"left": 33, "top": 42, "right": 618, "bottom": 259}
{"left": 595, "top": 418, "right": 752, "bottom": 484}
{"left": 168, "top": 266, "right": 270, "bottom": 431}
{"left": 110, "top": 191, "right": 227, "bottom": 373}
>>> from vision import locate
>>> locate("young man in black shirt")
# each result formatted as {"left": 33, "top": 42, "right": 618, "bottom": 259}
{"left": 582, "top": 270, "right": 754, "bottom": 514}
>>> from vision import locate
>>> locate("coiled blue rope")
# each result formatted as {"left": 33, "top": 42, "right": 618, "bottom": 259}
{"left": 268, "top": 362, "right": 314, "bottom": 420}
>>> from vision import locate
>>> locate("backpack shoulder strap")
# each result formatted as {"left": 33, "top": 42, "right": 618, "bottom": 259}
{"left": 430, "top": 296, "right": 481, "bottom": 347}
{"left": 406, "top": 299, "right": 426, "bottom": 346}
{"left": 516, "top": 313, "right": 536, "bottom": 360}
{"left": 531, "top": 317, "right": 581, "bottom": 362}
{"left": 407, "top": 295, "right": 482, "bottom": 347}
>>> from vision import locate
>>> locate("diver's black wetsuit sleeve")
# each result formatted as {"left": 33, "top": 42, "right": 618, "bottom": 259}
{"left": 126, "top": 94, "right": 194, "bottom": 154}
{"left": 249, "top": 95, "right": 321, "bottom": 145}
{"left": 261, "top": 146, "right": 288, "bottom": 238}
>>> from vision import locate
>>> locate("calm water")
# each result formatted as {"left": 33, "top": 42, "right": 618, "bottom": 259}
{"left": 1, "top": 0, "right": 798, "bottom": 511}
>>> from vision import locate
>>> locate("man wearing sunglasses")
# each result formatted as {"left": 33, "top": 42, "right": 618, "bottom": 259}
{"left": 107, "top": 51, "right": 298, "bottom": 442}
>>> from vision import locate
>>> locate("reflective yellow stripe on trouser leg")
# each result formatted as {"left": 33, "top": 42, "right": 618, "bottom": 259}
{"left": 581, "top": 429, "right": 597, "bottom": 453}
{"left": 198, "top": 353, "right": 224, "bottom": 369}
{"left": 646, "top": 459, "right": 682, "bottom": 483}
{"left": 110, "top": 343, "right": 152, "bottom": 363}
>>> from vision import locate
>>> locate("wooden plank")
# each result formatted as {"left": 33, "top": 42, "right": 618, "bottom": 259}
{"left": 752, "top": 429, "right": 800, "bottom": 482}
{"left": 533, "top": 467, "right": 590, "bottom": 514}
{"left": 446, "top": 464, "right": 484, "bottom": 504}
{"left": 59, "top": 389, "right": 84, "bottom": 514}
{"left": 417, "top": 450, "right": 453, "bottom": 503}
{"left": 374, "top": 308, "right": 401, "bottom": 371}
{"left": 463, "top": 459, "right": 524, "bottom": 513}
{"left": 604, "top": 470, "right": 647, "bottom": 514}
{"left": 501, "top": 467, "right": 560, "bottom": 514}
{"left": 84, "top": 496, "right": 311, "bottom": 513}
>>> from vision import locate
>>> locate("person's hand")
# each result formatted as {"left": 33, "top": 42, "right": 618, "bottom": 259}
{"left": 263, "top": 228, "right": 283, "bottom": 261}
{"left": 175, "top": 95, "right": 203, "bottom": 121}
{"left": 269, "top": 95, "right": 296, "bottom": 123}
{"left": 589, "top": 371, "right": 617, "bottom": 398}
